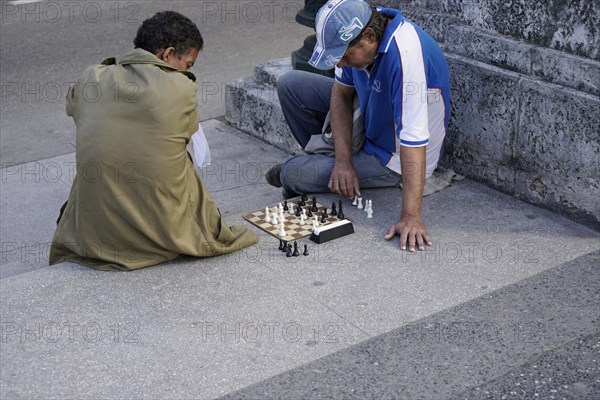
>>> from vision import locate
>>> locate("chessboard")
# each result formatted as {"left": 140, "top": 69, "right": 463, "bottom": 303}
{"left": 243, "top": 197, "right": 350, "bottom": 242}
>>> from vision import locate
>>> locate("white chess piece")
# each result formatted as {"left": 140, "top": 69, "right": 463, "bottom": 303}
{"left": 313, "top": 214, "right": 319, "bottom": 227}
{"left": 270, "top": 211, "right": 278, "bottom": 225}
{"left": 302, "top": 208, "right": 307, "bottom": 219}
{"left": 368, "top": 200, "right": 373, "bottom": 213}
{"left": 357, "top": 197, "right": 363, "bottom": 209}
{"left": 278, "top": 220, "right": 286, "bottom": 237}
{"left": 299, "top": 214, "right": 306, "bottom": 226}
{"left": 311, "top": 219, "right": 317, "bottom": 231}
{"left": 264, "top": 207, "right": 270, "bottom": 222}
{"left": 367, "top": 202, "right": 373, "bottom": 218}
{"left": 288, "top": 202, "right": 295, "bottom": 215}
{"left": 352, "top": 196, "right": 358, "bottom": 206}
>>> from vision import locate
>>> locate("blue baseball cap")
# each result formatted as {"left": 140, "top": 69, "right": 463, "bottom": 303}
{"left": 309, "top": 0, "right": 373, "bottom": 70}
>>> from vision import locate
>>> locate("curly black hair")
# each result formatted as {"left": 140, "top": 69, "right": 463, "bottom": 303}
{"left": 133, "top": 11, "right": 203, "bottom": 55}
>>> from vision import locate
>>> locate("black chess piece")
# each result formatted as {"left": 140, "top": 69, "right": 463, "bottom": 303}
{"left": 282, "top": 240, "right": 288, "bottom": 252}
{"left": 321, "top": 209, "right": 328, "bottom": 223}
{"left": 337, "top": 200, "right": 345, "bottom": 219}
{"left": 278, "top": 239, "right": 284, "bottom": 251}
{"left": 311, "top": 195, "right": 318, "bottom": 212}
{"left": 331, "top": 202, "right": 337, "bottom": 216}
{"left": 298, "top": 195, "right": 306, "bottom": 207}
{"left": 303, "top": 244, "right": 309, "bottom": 256}
{"left": 295, "top": 205, "right": 302, "bottom": 217}
{"left": 307, "top": 208, "right": 313, "bottom": 218}
{"left": 292, "top": 241, "right": 300, "bottom": 257}
{"left": 286, "top": 244, "right": 293, "bottom": 257}
{"left": 283, "top": 200, "right": 289, "bottom": 211}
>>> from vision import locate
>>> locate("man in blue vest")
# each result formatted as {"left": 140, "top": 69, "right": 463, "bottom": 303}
{"left": 266, "top": 0, "right": 451, "bottom": 252}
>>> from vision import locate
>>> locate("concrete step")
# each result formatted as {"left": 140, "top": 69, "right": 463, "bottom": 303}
{"left": 225, "top": 58, "right": 301, "bottom": 155}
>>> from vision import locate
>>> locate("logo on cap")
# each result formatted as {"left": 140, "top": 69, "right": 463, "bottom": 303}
{"left": 339, "top": 17, "right": 364, "bottom": 41}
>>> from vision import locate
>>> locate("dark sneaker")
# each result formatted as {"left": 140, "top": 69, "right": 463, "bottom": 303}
{"left": 265, "top": 164, "right": 283, "bottom": 187}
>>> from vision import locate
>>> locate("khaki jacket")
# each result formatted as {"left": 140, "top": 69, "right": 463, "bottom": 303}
{"left": 49, "top": 49, "right": 257, "bottom": 270}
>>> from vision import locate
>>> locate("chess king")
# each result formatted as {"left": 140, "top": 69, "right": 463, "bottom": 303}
{"left": 49, "top": 11, "right": 257, "bottom": 270}
{"left": 266, "top": 0, "right": 451, "bottom": 252}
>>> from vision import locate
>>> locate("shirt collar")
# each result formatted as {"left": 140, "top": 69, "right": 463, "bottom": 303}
{"left": 377, "top": 7, "right": 405, "bottom": 53}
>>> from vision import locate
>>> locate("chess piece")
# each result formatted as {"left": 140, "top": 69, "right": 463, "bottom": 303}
{"left": 299, "top": 214, "right": 306, "bottom": 226}
{"left": 313, "top": 214, "right": 319, "bottom": 227}
{"left": 311, "top": 195, "right": 318, "bottom": 212}
{"left": 278, "top": 239, "right": 284, "bottom": 251}
{"left": 286, "top": 244, "right": 292, "bottom": 257}
{"left": 307, "top": 208, "right": 313, "bottom": 218}
{"left": 278, "top": 220, "right": 286, "bottom": 237}
{"left": 311, "top": 219, "right": 318, "bottom": 231}
{"left": 321, "top": 208, "right": 328, "bottom": 223}
{"left": 303, "top": 244, "right": 309, "bottom": 256}
{"left": 352, "top": 196, "right": 358, "bottom": 206}
{"left": 298, "top": 195, "right": 306, "bottom": 207}
{"left": 289, "top": 202, "right": 296, "bottom": 215}
{"left": 331, "top": 202, "right": 337, "bottom": 216}
{"left": 357, "top": 197, "right": 363, "bottom": 209}
{"left": 337, "top": 200, "right": 345, "bottom": 219}
{"left": 292, "top": 241, "right": 300, "bottom": 257}
{"left": 302, "top": 208, "right": 307, "bottom": 219}
{"left": 270, "top": 211, "right": 278, "bottom": 225}
{"left": 264, "top": 207, "right": 270, "bottom": 223}
{"left": 364, "top": 199, "right": 369, "bottom": 213}
{"left": 367, "top": 205, "right": 373, "bottom": 218}
{"left": 283, "top": 200, "right": 289, "bottom": 211}
{"left": 282, "top": 240, "right": 288, "bottom": 252}
{"left": 295, "top": 205, "right": 302, "bottom": 217}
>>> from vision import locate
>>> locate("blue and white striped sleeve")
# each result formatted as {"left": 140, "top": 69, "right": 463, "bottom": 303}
{"left": 392, "top": 24, "right": 429, "bottom": 147}
{"left": 334, "top": 66, "right": 355, "bottom": 87}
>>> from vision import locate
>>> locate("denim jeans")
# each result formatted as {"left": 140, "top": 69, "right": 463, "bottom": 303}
{"left": 277, "top": 70, "right": 401, "bottom": 197}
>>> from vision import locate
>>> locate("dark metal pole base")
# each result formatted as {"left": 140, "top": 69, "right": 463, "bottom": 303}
{"left": 291, "top": 34, "right": 335, "bottom": 78}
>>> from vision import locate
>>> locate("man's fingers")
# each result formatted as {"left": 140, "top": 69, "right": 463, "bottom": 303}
{"left": 400, "top": 230, "right": 408, "bottom": 251}
{"left": 384, "top": 225, "right": 396, "bottom": 240}
{"left": 416, "top": 233, "right": 425, "bottom": 251}
{"left": 422, "top": 231, "right": 433, "bottom": 246}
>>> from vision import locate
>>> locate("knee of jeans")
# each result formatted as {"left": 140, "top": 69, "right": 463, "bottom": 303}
{"left": 277, "top": 71, "right": 305, "bottom": 99}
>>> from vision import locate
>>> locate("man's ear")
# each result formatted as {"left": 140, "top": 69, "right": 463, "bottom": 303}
{"left": 363, "top": 28, "right": 377, "bottom": 43}
{"left": 161, "top": 47, "right": 176, "bottom": 62}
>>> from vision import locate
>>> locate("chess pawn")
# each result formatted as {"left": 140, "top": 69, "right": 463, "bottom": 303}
{"left": 352, "top": 196, "right": 358, "bottom": 206}
{"left": 311, "top": 220, "right": 318, "bottom": 231}
{"left": 299, "top": 214, "right": 306, "bottom": 226}
{"left": 357, "top": 197, "right": 363, "bottom": 209}
{"left": 278, "top": 220, "right": 286, "bottom": 237}
{"left": 283, "top": 200, "right": 289, "bottom": 211}
{"left": 313, "top": 214, "right": 319, "bottom": 227}
{"left": 270, "top": 211, "right": 278, "bottom": 225}
{"left": 367, "top": 206, "right": 373, "bottom": 219}
{"left": 264, "top": 207, "right": 270, "bottom": 223}
{"left": 292, "top": 241, "right": 300, "bottom": 257}
{"left": 288, "top": 202, "right": 296, "bottom": 215}
{"left": 331, "top": 202, "right": 337, "bottom": 216}
{"left": 303, "top": 244, "right": 309, "bottom": 256}
{"left": 364, "top": 199, "right": 370, "bottom": 213}
{"left": 286, "top": 244, "right": 293, "bottom": 257}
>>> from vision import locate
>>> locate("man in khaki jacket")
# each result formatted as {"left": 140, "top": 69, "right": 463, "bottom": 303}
{"left": 50, "top": 11, "right": 257, "bottom": 271}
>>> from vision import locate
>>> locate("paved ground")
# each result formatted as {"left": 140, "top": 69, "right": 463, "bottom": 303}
{"left": 1, "top": 120, "right": 599, "bottom": 399}
{"left": 1, "top": 1, "right": 599, "bottom": 398}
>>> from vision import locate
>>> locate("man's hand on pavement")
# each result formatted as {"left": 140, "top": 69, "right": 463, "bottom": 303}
{"left": 384, "top": 215, "right": 432, "bottom": 252}
{"left": 328, "top": 161, "right": 361, "bottom": 198}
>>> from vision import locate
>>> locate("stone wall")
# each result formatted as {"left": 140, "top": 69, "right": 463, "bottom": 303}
{"left": 380, "top": 0, "right": 600, "bottom": 229}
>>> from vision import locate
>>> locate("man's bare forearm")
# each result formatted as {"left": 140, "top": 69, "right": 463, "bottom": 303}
{"left": 400, "top": 145, "right": 426, "bottom": 218}
{"left": 329, "top": 83, "right": 355, "bottom": 163}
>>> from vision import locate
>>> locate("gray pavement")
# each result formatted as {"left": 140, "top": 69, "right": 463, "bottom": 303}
{"left": 1, "top": 120, "right": 599, "bottom": 399}
{"left": 1, "top": 1, "right": 599, "bottom": 398}
{"left": 0, "top": 0, "right": 311, "bottom": 164}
